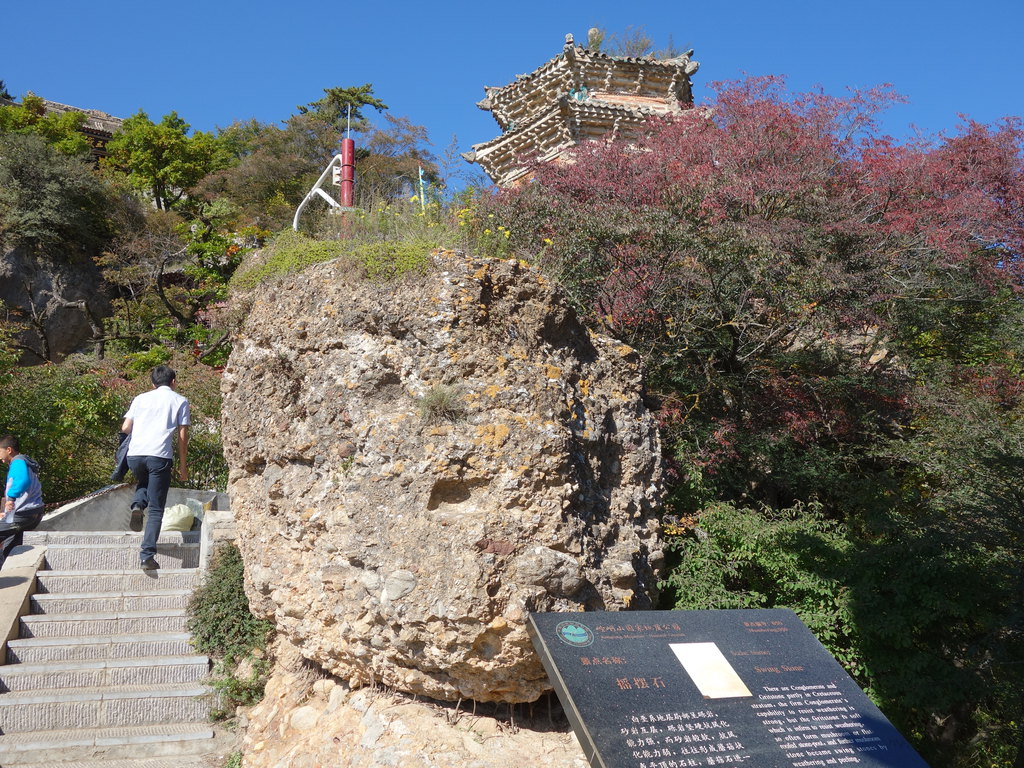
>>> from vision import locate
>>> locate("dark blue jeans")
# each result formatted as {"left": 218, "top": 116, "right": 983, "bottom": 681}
{"left": 128, "top": 455, "right": 172, "bottom": 562}
{"left": 0, "top": 507, "right": 44, "bottom": 569}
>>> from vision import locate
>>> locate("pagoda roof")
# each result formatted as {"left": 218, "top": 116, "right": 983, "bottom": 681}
{"left": 477, "top": 33, "right": 699, "bottom": 131}
{"left": 464, "top": 95, "right": 692, "bottom": 185}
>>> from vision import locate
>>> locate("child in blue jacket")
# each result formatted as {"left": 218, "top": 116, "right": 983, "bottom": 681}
{"left": 0, "top": 434, "right": 44, "bottom": 568}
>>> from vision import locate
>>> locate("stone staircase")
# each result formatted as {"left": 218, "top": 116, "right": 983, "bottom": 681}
{"left": 0, "top": 531, "right": 221, "bottom": 767}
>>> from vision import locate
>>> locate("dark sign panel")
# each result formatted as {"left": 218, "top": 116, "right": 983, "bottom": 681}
{"left": 528, "top": 609, "right": 928, "bottom": 768}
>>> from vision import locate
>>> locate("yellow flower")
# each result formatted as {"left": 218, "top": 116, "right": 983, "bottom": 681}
{"left": 484, "top": 228, "right": 492, "bottom": 235}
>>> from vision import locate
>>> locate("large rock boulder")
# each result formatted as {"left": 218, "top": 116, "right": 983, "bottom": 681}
{"left": 0, "top": 245, "right": 109, "bottom": 363}
{"left": 221, "top": 251, "right": 664, "bottom": 703}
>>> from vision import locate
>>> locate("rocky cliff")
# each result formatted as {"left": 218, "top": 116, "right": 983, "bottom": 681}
{"left": 221, "top": 251, "right": 664, "bottom": 706}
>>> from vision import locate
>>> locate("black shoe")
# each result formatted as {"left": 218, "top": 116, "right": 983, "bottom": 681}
{"left": 129, "top": 505, "right": 144, "bottom": 532}
{"left": 141, "top": 557, "right": 159, "bottom": 571}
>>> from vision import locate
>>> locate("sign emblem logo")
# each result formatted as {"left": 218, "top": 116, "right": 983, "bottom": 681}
{"left": 555, "top": 620, "right": 595, "bottom": 647}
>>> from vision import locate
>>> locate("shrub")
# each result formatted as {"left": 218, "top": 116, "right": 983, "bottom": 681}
{"left": 171, "top": 355, "right": 229, "bottom": 492}
{"left": 0, "top": 355, "right": 129, "bottom": 504}
{"left": 188, "top": 544, "right": 274, "bottom": 718}
{"left": 0, "top": 133, "right": 113, "bottom": 253}
{"left": 188, "top": 543, "right": 273, "bottom": 665}
{"left": 350, "top": 239, "right": 432, "bottom": 281}
{"left": 660, "top": 501, "right": 862, "bottom": 674}
{"left": 417, "top": 385, "right": 466, "bottom": 424}
{"left": 123, "top": 345, "right": 172, "bottom": 375}
{"left": 229, "top": 229, "right": 344, "bottom": 291}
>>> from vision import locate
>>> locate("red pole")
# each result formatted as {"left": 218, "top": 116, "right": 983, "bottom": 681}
{"left": 340, "top": 137, "right": 355, "bottom": 208}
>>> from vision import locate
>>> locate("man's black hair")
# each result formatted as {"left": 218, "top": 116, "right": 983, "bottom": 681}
{"left": 151, "top": 365, "right": 177, "bottom": 388}
{"left": 0, "top": 434, "right": 20, "bottom": 452}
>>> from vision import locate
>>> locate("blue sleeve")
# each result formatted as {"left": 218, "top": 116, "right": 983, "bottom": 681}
{"left": 6, "top": 458, "right": 29, "bottom": 498}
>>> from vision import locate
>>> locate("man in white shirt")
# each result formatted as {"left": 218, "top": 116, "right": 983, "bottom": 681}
{"left": 121, "top": 365, "right": 191, "bottom": 570}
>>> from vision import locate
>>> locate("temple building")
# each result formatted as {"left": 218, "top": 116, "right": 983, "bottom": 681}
{"left": 0, "top": 95, "right": 123, "bottom": 161}
{"left": 40, "top": 98, "right": 123, "bottom": 161}
{"left": 465, "top": 33, "right": 699, "bottom": 186}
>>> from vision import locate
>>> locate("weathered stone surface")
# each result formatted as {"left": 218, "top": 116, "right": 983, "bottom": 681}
{"left": 222, "top": 251, "right": 664, "bottom": 703}
{"left": 240, "top": 638, "right": 589, "bottom": 768}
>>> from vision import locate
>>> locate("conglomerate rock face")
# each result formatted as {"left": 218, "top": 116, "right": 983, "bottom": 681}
{"left": 221, "top": 251, "right": 664, "bottom": 703}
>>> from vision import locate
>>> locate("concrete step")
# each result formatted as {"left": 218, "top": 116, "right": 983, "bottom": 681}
{"left": 0, "top": 655, "right": 209, "bottom": 692}
{"left": 0, "top": 682, "right": 212, "bottom": 732}
{"left": 7, "top": 632, "right": 194, "bottom": 664}
{"left": 23, "top": 531, "right": 200, "bottom": 547}
{"left": 4, "top": 759, "right": 213, "bottom": 768}
{"left": 41, "top": 543, "right": 200, "bottom": 571}
{"left": 30, "top": 590, "right": 191, "bottom": 614}
{"left": 36, "top": 569, "right": 202, "bottom": 594}
{"left": 0, "top": 722, "right": 214, "bottom": 763}
{"left": 19, "top": 609, "right": 188, "bottom": 639}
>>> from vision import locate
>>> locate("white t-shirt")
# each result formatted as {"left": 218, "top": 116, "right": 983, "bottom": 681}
{"left": 125, "top": 386, "right": 191, "bottom": 459}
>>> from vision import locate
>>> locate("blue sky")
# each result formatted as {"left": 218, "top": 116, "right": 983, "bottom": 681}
{"left": 3, "top": 0, "right": 1022, "bottom": 172}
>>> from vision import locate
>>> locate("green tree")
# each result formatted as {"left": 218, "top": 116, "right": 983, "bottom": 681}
{"left": 0, "top": 93, "right": 90, "bottom": 155}
{"left": 0, "top": 133, "right": 112, "bottom": 252}
{"left": 0, "top": 348, "right": 128, "bottom": 503}
{"left": 195, "top": 84, "right": 436, "bottom": 229}
{"left": 104, "top": 110, "right": 228, "bottom": 211}
{"left": 353, "top": 114, "right": 439, "bottom": 208}
{"left": 195, "top": 119, "right": 320, "bottom": 228}
{"left": 296, "top": 83, "right": 387, "bottom": 131}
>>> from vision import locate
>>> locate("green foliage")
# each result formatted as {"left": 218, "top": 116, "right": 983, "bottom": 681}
{"left": 188, "top": 543, "right": 273, "bottom": 664}
{"left": 351, "top": 239, "right": 432, "bottom": 281}
{"left": 417, "top": 385, "right": 467, "bottom": 424}
{"left": 230, "top": 229, "right": 345, "bottom": 290}
{"left": 0, "top": 93, "right": 90, "bottom": 155}
{"left": 202, "top": 83, "right": 438, "bottom": 230}
{"left": 223, "top": 751, "right": 243, "bottom": 768}
{"left": 296, "top": 83, "right": 387, "bottom": 129}
{"left": 172, "top": 358, "right": 229, "bottom": 492}
{"left": 105, "top": 110, "right": 229, "bottom": 211}
{"left": 661, "top": 502, "right": 862, "bottom": 673}
{"left": 188, "top": 544, "right": 273, "bottom": 718}
{"left": 858, "top": 369, "right": 1024, "bottom": 764}
{"left": 0, "top": 356, "right": 129, "bottom": 503}
{"left": 351, "top": 114, "right": 440, "bottom": 208}
{"left": 123, "top": 345, "right": 171, "bottom": 375}
{"left": 209, "top": 655, "right": 271, "bottom": 718}
{"left": 0, "top": 133, "right": 113, "bottom": 252}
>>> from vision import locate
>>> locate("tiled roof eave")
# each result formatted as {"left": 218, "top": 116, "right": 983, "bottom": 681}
{"left": 483, "top": 43, "right": 695, "bottom": 103}
{"left": 567, "top": 98, "right": 681, "bottom": 119}
{"left": 471, "top": 99, "right": 681, "bottom": 154}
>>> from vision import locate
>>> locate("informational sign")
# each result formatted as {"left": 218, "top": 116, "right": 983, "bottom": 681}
{"left": 527, "top": 609, "right": 929, "bottom": 768}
